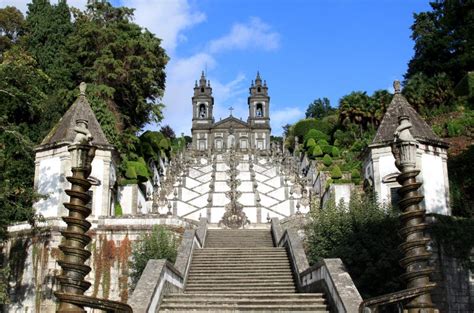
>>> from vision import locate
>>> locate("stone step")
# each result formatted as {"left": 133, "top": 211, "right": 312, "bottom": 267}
{"left": 160, "top": 303, "right": 327, "bottom": 311}
{"left": 165, "top": 293, "right": 325, "bottom": 299}
{"left": 188, "top": 270, "right": 293, "bottom": 275}
{"left": 186, "top": 281, "right": 295, "bottom": 287}
{"left": 191, "top": 260, "right": 291, "bottom": 266}
{"left": 187, "top": 273, "right": 293, "bottom": 278}
{"left": 162, "top": 298, "right": 325, "bottom": 306}
{"left": 185, "top": 286, "right": 297, "bottom": 293}
{"left": 189, "top": 266, "right": 292, "bottom": 272}
{"left": 187, "top": 278, "right": 294, "bottom": 284}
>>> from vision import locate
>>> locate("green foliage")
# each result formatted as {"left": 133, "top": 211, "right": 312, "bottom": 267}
{"left": 0, "top": 264, "right": 9, "bottom": 304}
{"left": 406, "top": 1, "right": 474, "bottom": 84}
{"left": 330, "top": 165, "right": 342, "bottom": 179}
{"left": 293, "top": 119, "right": 318, "bottom": 141}
{"left": 307, "top": 194, "right": 403, "bottom": 298}
{"left": 430, "top": 214, "right": 474, "bottom": 269}
{"left": 312, "top": 145, "right": 323, "bottom": 158}
{"left": 317, "top": 139, "right": 328, "bottom": 146}
{"left": 351, "top": 169, "right": 361, "bottom": 179}
{"left": 305, "top": 138, "right": 316, "bottom": 148}
{"left": 160, "top": 125, "right": 176, "bottom": 140}
{"left": 403, "top": 72, "right": 455, "bottom": 115}
{"left": 114, "top": 202, "right": 123, "bottom": 217}
{"left": 322, "top": 154, "right": 332, "bottom": 167}
{"left": 305, "top": 97, "right": 335, "bottom": 119}
{"left": 448, "top": 145, "right": 474, "bottom": 217}
{"left": 321, "top": 144, "right": 332, "bottom": 155}
{"left": 331, "top": 146, "right": 340, "bottom": 158}
{"left": 124, "top": 163, "right": 137, "bottom": 180}
{"left": 304, "top": 129, "right": 330, "bottom": 143}
{"left": 159, "top": 138, "right": 170, "bottom": 150}
{"left": 124, "top": 159, "right": 149, "bottom": 183}
{"left": 0, "top": 121, "right": 39, "bottom": 239}
{"left": 454, "top": 72, "right": 474, "bottom": 98}
{"left": 130, "top": 225, "right": 179, "bottom": 287}
{"left": 0, "top": 6, "right": 25, "bottom": 57}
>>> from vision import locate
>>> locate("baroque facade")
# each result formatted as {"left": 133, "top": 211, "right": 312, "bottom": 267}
{"left": 191, "top": 72, "right": 271, "bottom": 151}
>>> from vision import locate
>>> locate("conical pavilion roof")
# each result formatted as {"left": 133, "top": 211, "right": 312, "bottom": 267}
{"left": 371, "top": 87, "right": 447, "bottom": 148}
{"left": 39, "top": 85, "right": 111, "bottom": 149}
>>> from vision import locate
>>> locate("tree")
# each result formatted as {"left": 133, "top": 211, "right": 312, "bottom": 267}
{"left": 305, "top": 97, "right": 335, "bottom": 119}
{"left": 406, "top": 1, "right": 474, "bottom": 84}
{"left": 69, "top": 1, "right": 168, "bottom": 131}
{"left": 160, "top": 125, "right": 176, "bottom": 140}
{"left": 0, "top": 6, "right": 25, "bottom": 59}
{"left": 130, "top": 225, "right": 179, "bottom": 287}
{"left": 307, "top": 194, "right": 403, "bottom": 298}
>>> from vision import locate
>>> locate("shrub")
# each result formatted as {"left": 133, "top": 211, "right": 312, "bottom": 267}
{"left": 293, "top": 119, "right": 319, "bottom": 139}
{"left": 114, "top": 202, "right": 123, "bottom": 216}
{"left": 125, "top": 164, "right": 137, "bottom": 180}
{"left": 130, "top": 225, "right": 179, "bottom": 288}
{"left": 331, "top": 165, "right": 342, "bottom": 179}
{"left": 304, "top": 129, "right": 329, "bottom": 143}
{"left": 307, "top": 194, "right": 402, "bottom": 298}
{"left": 125, "top": 159, "right": 150, "bottom": 183}
{"left": 332, "top": 147, "right": 340, "bottom": 158}
{"left": 351, "top": 168, "right": 361, "bottom": 179}
{"left": 322, "top": 154, "right": 333, "bottom": 167}
{"left": 306, "top": 138, "right": 316, "bottom": 149}
{"left": 317, "top": 139, "right": 329, "bottom": 146}
{"left": 321, "top": 145, "right": 333, "bottom": 155}
{"left": 446, "top": 120, "right": 465, "bottom": 137}
{"left": 159, "top": 138, "right": 170, "bottom": 150}
{"left": 312, "top": 145, "right": 323, "bottom": 157}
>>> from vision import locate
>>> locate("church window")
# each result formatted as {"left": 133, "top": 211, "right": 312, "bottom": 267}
{"left": 199, "top": 103, "right": 207, "bottom": 118}
{"left": 201, "top": 87, "right": 205, "bottom": 93}
{"left": 257, "top": 87, "right": 261, "bottom": 92}
{"left": 256, "top": 103, "right": 263, "bottom": 117}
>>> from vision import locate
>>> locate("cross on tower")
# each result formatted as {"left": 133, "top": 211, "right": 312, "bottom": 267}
{"left": 229, "top": 106, "right": 234, "bottom": 116}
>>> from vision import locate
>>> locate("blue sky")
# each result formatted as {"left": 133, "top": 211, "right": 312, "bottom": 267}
{"left": 6, "top": 0, "right": 432, "bottom": 135}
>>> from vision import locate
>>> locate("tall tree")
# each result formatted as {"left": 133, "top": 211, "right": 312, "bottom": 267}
{"left": 160, "top": 125, "right": 176, "bottom": 140}
{"left": 69, "top": 1, "right": 168, "bottom": 132}
{"left": 406, "top": 0, "right": 474, "bottom": 83}
{"left": 305, "top": 97, "right": 335, "bottom": 119}
{"left": 0, "top": 6, "right": 25, "bottom": 60}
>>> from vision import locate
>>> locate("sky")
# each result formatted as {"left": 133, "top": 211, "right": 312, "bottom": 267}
{"left": 3, "top": 0, "right": 432, "bottom": 135}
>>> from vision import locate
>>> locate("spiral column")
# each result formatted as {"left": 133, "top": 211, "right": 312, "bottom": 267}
{"left": 392, "top": 107, "right": 436, "bottom": 313}
{"left": 55, "top": 140, "right": 96, "bottom": 313}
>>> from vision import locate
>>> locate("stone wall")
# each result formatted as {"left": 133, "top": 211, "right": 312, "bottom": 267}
{"left": 430, "top": 240, "right": 473, "bottom": 312}
{"left": 3, "top": 217, "right": 190, "bottom": 313}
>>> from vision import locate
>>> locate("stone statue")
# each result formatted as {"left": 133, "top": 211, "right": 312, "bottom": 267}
{"left": 73, "top": 119, "right": 93, "bottom": 144}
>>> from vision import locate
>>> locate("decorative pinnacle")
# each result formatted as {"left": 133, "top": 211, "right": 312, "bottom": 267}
{"left": 394, "top": 80, "right": 401, "bottom": 94}
{"left": 79, "top": 82, "right": 87, "bottom": 96}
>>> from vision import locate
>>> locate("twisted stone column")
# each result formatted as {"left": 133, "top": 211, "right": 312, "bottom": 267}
{"left": 392, "top": 103, "right": 436, "bottom": 313}
{"left": 55, "top": 120, "right": 97, "bottom": 313}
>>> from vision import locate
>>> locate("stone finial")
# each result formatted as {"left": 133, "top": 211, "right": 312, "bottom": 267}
{"left": 79, "top": 82, "right": 87, "bottom": 96}
{"left": 393, "top": 80, "right": 401, "bottom": 94}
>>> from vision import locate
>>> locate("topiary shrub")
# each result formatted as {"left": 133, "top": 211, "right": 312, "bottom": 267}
{"left": 159, "top": 138, "right": 170, "bottom": 150}
{"left": 322, "top": 154, "right": 333, "bottom": 167}
{"left": 125, "top": 163, "right": 137, "bottom": 179}
{"left": 293, "top": 119, "right": 319, "bottom": 139}
{"left": 351, "top": 168, "right": 361, "bottom": 179}
{"left": 304, "top": 129, "right": 330, "bottom": 143}
{"left": 317, "top": 139, "right": 329, "bottom": 146}
{"left": 306, "top": 138, "right": 316, "bottom": 149}
{"left": 321, "top": 145, "right": 333, "bottom": 155}
{"left": 331, "top": 165, "right": 343, "bottom": 179}
{"left": 312, "top": 145, "right": 323, "bottom": 157}
{"left": 332, "top": 146, "right": 340, "bottom": 158}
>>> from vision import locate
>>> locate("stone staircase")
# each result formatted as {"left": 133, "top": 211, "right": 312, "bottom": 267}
{"left": 160, "top": 229, "right": 329, "bottom": 312}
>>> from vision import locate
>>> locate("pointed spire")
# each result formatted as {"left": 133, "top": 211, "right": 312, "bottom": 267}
{"left": 79, "top": 82, "right": 87, "bottom": 96}
{"left": 207, "top": 80, "right": 211, "bottom": 87}
{"left": 195, "top": 80, "right": 198, "bottom": 87}
{"left": 255, "top": 71, "right": 262, "bottom": 84}
{"left": 199, "top": 70, "right": 206, "bottom": 86}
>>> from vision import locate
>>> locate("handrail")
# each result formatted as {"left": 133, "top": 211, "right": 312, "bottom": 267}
{"left": 359, "top": 283, "right": 437, "bottom": 313}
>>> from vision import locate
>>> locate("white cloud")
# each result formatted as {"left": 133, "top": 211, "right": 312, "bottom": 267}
{"left": 123, "top": 0, "right": 206, "bottom": 53}
{"left": 270, "top": 107, "right": 304, "bottom": 135}
{"left": 208, "top": 17, "right": 280, "bottom": 53}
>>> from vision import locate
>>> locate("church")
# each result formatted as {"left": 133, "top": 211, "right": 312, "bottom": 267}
{"left": 191, "top": 72, "right": 271, "bottom": 151}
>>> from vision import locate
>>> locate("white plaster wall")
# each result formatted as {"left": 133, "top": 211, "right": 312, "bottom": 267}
{"left": 91, "top": 158, "right": 104, "bottom": 218}
{"left": 119, "top": 185, "right": 133, "bottom": 215}
{"left": 34, "top": 157, "right": 61, "bottom": 217}
{"left": 137, "top": 187, "right": 147, "bottom": 214}
{"left": 376, "top": 154, "right": 399, "bottom": 204}
{"left": 333, "top": 184, "right": 352, "bottom": 208}
{"left": 421, "top": 154, "right": 448, "bottom": 214}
